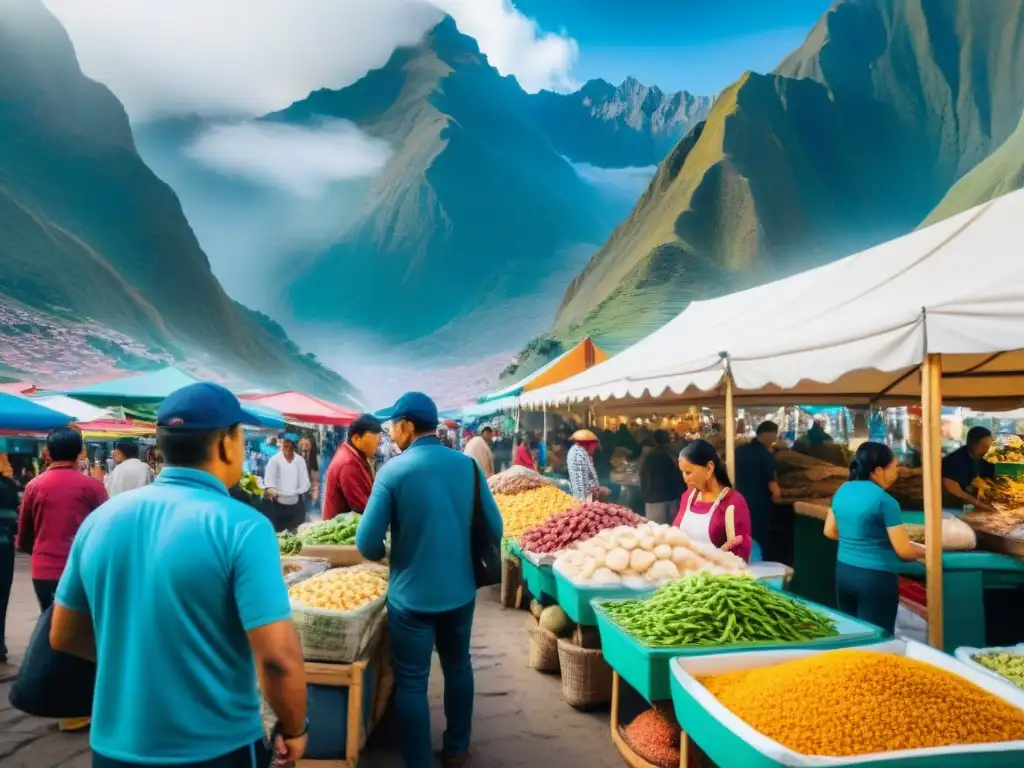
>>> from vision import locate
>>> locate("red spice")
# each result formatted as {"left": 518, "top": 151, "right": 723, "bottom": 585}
{"left": 622, "top": 708, "right": 680, "bottom": 768}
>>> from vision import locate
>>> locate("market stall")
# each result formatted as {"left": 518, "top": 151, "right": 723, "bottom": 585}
{"left": 520, "top": 188, "right": 1024, "bottom": 653}
{"left": 273, "top": 551, "right": 393, "bottom": 767}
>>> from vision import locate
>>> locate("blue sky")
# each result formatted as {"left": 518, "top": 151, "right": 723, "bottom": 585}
{"left": 514, "top": 0, "right": 834, "bottom": 96}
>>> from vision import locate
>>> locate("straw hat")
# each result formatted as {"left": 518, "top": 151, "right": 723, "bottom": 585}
{"left": 571, "top": 429, "right": 598, "bottom": 443}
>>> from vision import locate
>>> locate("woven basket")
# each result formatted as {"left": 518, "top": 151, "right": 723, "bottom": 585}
{"left": 501, "top": 554, "right": 522, "bottom": 608}
{"left": 527, "top": 619, "right": 561, "bottom": 674}
{"left": 557, "top": 638, "right": 612, "bottom": 708}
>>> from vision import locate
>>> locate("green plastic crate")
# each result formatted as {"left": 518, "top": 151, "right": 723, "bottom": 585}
{"left": 552, "top": 567, "right": 656, "bottom": 626}
{"left": 995, "top": 462, "right": 1024, "bottom": 480}
{"left": 593, "top": 593, "right": 885, "bottom": 703}
{"left": 669, "top": 641, "right": 1024, "bottom": 767}
{"left": 519, "top": 556, "right": 557, "bottom": 602}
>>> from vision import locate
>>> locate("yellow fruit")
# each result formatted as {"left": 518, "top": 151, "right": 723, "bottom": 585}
{"left": 496, "top": 486, "right": 577, "bottom": 538}
{"left": 288, "top": 566, "right": 388, "bottom": 612}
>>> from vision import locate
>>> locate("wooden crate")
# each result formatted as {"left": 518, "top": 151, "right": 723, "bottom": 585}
{"left": 292, "top": 625, "right": 394, "bottom": 768}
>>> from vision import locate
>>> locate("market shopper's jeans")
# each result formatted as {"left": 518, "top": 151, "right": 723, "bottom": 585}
{"left": 0, "top": 539, "right": 14, "bottom": 659}
{"left": 388, "top": 599, "right": 476, "bottom": 768}
{"left": 644, "top": 499, "right": 679, "bottom": 525}
{"left": 92, "top": 739, "right": 272, "bottom": 768}
{"left": 835, "top": 561, "right": 898, "bottom": 636}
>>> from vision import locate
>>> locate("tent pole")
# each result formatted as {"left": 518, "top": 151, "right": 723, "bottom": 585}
{"left": 921, "top": 353, "right": 944, "bottom": 649}
{"left": 542, "top": 404, "right": 548, "bottom": 468}
{"left": 724, "top": 372, "right": 736, "bottom": 485}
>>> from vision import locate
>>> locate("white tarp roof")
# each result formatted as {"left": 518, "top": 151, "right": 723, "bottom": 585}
{"left": 31, "top": 395, "right": 110, "bottom": 422}
{"left": 521, "top": 188, "right": 1024, "bottom": 411}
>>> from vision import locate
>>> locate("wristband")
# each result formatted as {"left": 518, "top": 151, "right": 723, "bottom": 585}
{"left": 281, "top": 719, "right": 309, "bottom": 740}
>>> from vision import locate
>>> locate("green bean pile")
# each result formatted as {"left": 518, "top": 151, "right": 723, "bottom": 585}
{"left": 600, "top": 572, "right": 838, "bottom": 647}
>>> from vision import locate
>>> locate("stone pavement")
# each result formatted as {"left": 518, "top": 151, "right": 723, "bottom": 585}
{"left": 0, "top": 556, "right": 622, "bottom": 767}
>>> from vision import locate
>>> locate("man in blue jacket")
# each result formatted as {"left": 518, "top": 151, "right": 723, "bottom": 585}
{"left": 357, "top": 392, "right": 503, "bottom": 768}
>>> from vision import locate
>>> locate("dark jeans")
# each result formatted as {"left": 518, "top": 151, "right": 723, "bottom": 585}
{"left": 93, "top": 739, "right": 272, "bottom": 768}
{"left": 835, "top": 561, "right": 899, "bottom": 636}
{"left": 32, "top": 578, "right": 59, "bottom": 613}
{"left": 388, "top": 599, "right": 476, "bottom": 768}
{"left": 0, "top": 540, "right": 14, "bottom": 657}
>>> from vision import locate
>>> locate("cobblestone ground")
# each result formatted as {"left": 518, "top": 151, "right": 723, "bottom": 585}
{"left": 0, "top": 556, "right": 621, "bottom": 767}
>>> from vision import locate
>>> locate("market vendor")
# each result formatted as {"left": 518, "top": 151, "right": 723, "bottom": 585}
{"left": 512, "top": 433, "right": 538, "bottom": 470}
{"left": 322, "top": 414, "right": 382, "bottom": 519}
{"left": 941, "top": 425, "right": 996, "bottom": 511}
{"left": 263, "top": 432, "right": 310, "bottom": 532}
{"left": 567, "top": 429, "right": 609, "bottom": 502}
{"left": 807, "top": 416, "right": 833, "bottom": 446}
{"left": 734, "top": 420, "right": 783, "bottom": 559}
{"left": 824, "top": 442, "right": 924, "bottom": 635}
{"left": 673, "top": 439, "right": 753, "bottom": 562}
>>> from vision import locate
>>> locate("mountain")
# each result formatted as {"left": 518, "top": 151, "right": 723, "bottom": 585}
{"left": 529, "top": 0, "right": 1024, "bottom": 367}
{"left": 0, "top": 0, "right": 360, "bottom": 403}
{"left": 923, "top": 110, "right": 1024, "bottom": 225}
{"left": 525, "top": 77, "right": 713, "bottom": 168}
{"left": 133, "top": 20, "right": 704, "bottom": 371}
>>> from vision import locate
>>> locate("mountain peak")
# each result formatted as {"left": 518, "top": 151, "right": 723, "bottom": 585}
{"left": 425, "top": 14, "right": 481, "bottom": 59}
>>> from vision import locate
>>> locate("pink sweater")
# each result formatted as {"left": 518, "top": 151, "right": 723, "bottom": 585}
{"left": 673, "top": 487, "right": 753, "bottom": 562}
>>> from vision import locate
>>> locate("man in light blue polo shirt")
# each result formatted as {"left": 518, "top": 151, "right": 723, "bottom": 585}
{"left": 359, "top": 392, "right": 503, "bottom": 768}
{"left": 51, "top": 382, "right": 309, "bottom": 768}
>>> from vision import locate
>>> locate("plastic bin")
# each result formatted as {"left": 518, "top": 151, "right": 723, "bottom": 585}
{"left": 669, "top": 640, "right": 1024, "bottom": 767}
{"left": 954, "top": 644, "right": 1024, "bottom": 689}
{"left": 553, "top": 568, "right": 655, "bottom": 626}
{"left": 594, "top": 593, "right": 885, "bottom": 703}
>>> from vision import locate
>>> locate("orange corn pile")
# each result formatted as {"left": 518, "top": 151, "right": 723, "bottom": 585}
{"left": 700, "top": 650, "right": 1024, "bottom": 757}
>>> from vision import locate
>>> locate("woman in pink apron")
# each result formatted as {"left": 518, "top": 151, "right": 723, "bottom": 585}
{"left": 673, "top": 439, "right": 753, "bottom": 562}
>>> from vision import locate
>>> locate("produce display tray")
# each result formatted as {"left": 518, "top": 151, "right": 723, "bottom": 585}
{"left": 594, "top": 593, "right": 885, "bottom": 703}
{"left": 669, "top": 640, "right": 1024, "bottom": 767}
{"left": 954, "top": 644, "right": 1024, "bottom": 689}
{"left": 520, "top": 556, "right": 557, "bottom": 602}
{"left": 553, "top": 567, "right": 656, "bottom": 627}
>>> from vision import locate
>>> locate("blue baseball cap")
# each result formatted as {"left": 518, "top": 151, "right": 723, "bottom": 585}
{"left": 375, "top": 392, "right": 439, "bottom": 429}
{"left": 157, "top": 382, "right": 260, "bottom": 431}
{"left": 282, "top": 432, "right": 300, "bottom": 443}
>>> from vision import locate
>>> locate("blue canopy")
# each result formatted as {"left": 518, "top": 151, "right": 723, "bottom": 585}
{"left": 0, "top": 393, "right": 74, "bottom": 432}
{"left": 241, "top": 401, "right": 286, "bottom": 430}
{"left": 59, "top": 366, "right": 199, "bottom": 407}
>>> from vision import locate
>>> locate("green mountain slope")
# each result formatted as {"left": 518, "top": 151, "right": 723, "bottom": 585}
{"left": 538, "top": 0, "right": 1024, "bottom": 362}
{"left": 923, "top": 110, "right": 1024, "bottom": 224}
{"left": 0, "top": 0, "right": 360, "bottom": 402}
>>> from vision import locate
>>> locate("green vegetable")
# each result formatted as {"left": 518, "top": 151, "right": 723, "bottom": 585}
{"left": 972, "top": 651, "right": 1024, "bottom": 688}
{"left": 298, "top": 514, "right": 361, "bottom": 546}
{"left": 599, "top": 572, "right": 838, "bottom": 648}
{"left": 278, "top": 532, "right": 303, "bottom": 556}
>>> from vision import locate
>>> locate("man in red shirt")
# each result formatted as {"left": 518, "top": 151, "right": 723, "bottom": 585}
{"left": 323, "top": 415, "right": 382, "bottom": 520}
{"left": 18, "top": 427, "right": 107, "bottom": 611}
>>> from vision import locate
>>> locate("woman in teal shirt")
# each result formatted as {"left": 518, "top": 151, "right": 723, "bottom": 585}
{"left": 824, "top": 442, "right": 924, "bottom": 634}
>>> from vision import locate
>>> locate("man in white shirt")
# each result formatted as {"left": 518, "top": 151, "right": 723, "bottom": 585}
{"left": 104, "top": 439, "right": 155, "bottom": 497}
{"left": 264, "top": 433, "right": 310, "bottom": 532}
{"left": 463, "top": 426, "right": 495, "bottom": 478}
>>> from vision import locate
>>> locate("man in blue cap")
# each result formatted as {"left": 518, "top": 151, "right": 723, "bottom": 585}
{"left": 50, "top": 382, "right": 309, "bottom": 767}
{"left": 358, "top": 392, "right": 503, "bottom": 768}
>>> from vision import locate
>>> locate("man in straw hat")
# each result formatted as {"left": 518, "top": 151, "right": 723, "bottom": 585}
{"left": 567, "top": 428, "right": 608, "bottom": 502}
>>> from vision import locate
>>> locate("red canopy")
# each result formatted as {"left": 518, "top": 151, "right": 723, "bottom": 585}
{"left": 239, "top": 391, "right": 358, "bottom": 426}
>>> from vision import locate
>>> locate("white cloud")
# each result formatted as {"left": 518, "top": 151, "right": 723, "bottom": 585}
{"left": 571, "top": 161, "right": 657, "bottom": 198}
{"left": 41, "top": 0, "right": 578, "bottom": 120}
{"left": 432, "top": 0, "right": 578, "bottom": 93}
{"left": 185, "top": 120, "right": 392, "bottom": 197}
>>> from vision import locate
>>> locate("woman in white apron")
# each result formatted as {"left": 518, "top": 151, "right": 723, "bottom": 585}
{"left": 672, "top": 439, "right": 754, "bottom": 562}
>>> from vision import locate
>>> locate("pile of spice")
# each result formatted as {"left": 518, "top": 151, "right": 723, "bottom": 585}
{"left": 600, "top": 573, "right": 838, "bottom": 647}
{"left": 621, "top": 707, "right": 680, "bottom": 768}
{"left": 700, "top": 649, "right": 1024, "bottom": 756}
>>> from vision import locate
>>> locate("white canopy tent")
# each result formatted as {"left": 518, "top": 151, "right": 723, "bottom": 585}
{"left": 521, "top": 188, "right": 1024, "bottom": 410}
{"left": 519, "top": 188, "right": 1024, "bottom": 651}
